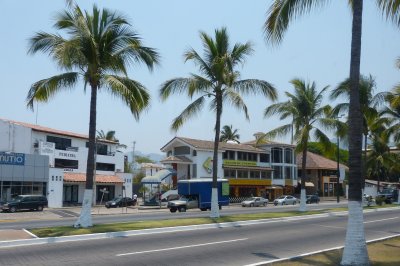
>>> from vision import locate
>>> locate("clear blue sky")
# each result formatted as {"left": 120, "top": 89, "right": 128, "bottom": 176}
{"left": 1, "top": 1, "right": 399, "bottom": 155}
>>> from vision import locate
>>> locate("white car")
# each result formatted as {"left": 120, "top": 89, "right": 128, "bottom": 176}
{"left": 273, "top": 195, "right": 297, "bottom": 206}
{"left": 241, "top": 197, "right": 268, "bottom": 207}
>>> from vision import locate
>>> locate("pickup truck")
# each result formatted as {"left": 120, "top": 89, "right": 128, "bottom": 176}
{"left": 167, "top": 195, "right": 198, "bottom": 212}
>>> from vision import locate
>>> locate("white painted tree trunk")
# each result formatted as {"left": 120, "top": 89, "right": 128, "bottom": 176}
{"left": 341, "top": 200, "right": 369, "bottom": 265}
{"left": 298, "top": 188, "right": 307, "bottom": 212}
{"left": 74, "top": 189, "right": 93, "bottom": 228}
{"left": 397, "top": 189, "right": 400, "bottom": 204}
{"left": 210, "top": 187, "right": 220, "bottom": 218}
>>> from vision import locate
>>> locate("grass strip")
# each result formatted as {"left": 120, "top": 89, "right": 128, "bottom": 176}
{"left": 272, "top": 236, "right": 400, "bottom": 265}
{"left": 31, "top": 210, "right": 323, "bottom": 237}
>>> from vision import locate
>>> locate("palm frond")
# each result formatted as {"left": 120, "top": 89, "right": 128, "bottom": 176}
{"left": 225, "top": 89, "right": 249, "bottom": 120}
{"left": 103, "top": 75, "right": 150, "bottom": 120}
{"left": 233, "top": 79, "right": 278, "bottom": 101}
{"left": 27, "top": 72, "right": 79, "bottom": 110}
{"left": 171, "top": 96, "right": 205, "bottom": 131}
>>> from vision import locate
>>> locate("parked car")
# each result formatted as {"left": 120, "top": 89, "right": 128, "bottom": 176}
{"left": 273, "top": 195, "right": 297, "bottom": 206}
{"left": 105, "top": 197, "right": 134, "bottom": 208}
{"left": 241, "top": 197, "right": 268, "bottom": 207}
{"left": 377, "top": 188, "right": 397, "bottom": 204}
{"left": 306, "top": 195, "right": 320, "bottom": 204}
{"left": 167, "top": 195, "right": 199, "bottom": 213}
{"left": 1, "top": 195, "right": 48, "bottom": 213}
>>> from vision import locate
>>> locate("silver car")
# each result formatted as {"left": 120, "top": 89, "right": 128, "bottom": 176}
{"left": 241, "top": 197, "right": 268, "bottom": 207}
{"left": 273, "top": 195, "right": 297, "bottom": 206}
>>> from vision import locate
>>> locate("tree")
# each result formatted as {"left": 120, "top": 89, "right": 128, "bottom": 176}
{"left": 264, "top": 1, "right": 400, "bottom": 264}
{"left": 160, "top": 27, "right": 277, "bottom": 218}
{"left": 330, "top": 75, "right": 386, "bottom": 179}
{"left": 220, "top": 125, "right": 240, "bottom": 143}
{"left": 97, "top": 130, "right": 127, "bottom": 149}
{"left": 263, "top": 79, "right": 335, "bottom": 212}
{"left": 27, "top": 3, "right": 159, "bottom": 227}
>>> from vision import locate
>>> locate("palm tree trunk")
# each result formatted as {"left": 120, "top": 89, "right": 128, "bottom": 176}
{"left": 210, "top": 90, "right": 222, "bottom": 218}
{"left": 74, "top": 83, "right": 97, "bottom": 228}
{"left": 299, "top": 146, "right": 307, "bottom": 212}
{"left": 341, "top": 0, "right": 369, "bottom": 264}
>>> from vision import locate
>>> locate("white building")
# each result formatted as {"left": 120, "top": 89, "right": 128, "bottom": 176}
{"left": 160, "top": 135, "right": 297, "bottom": 201}
{"left": 0, "top": 118, "right": 132, "bottom": 207}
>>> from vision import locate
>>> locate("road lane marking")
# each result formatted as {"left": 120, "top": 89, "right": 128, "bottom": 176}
{"left": 116, "top": 238, "right": 248, "bottom": 257}
{"left": 364, "top": 217, "right": 398, "bottom": 224}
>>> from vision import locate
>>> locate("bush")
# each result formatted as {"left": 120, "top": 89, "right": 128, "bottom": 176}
{"left": 375, "top": 196, "right": 385, "bottom": 206}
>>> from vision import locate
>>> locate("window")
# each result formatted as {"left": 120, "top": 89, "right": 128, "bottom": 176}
{"left": 47, "top": 136, "right": 71, "bottom": 150}
{"left": 248, "top": 153, "right": 257, "bottom": 162}
{"left": 237, "top": 152, "right": 245, "bottom": 160}
{"left": 284, "top": 166, "right": 292, "bottom": 179}
{"left": 192, "top": 150, "right": 197, "bottom": 156}
{"left": 55, "top": 159, "right": 78, "bottom": 169}
{"left": 192, "top": 164, "right": 197, "bottom": 178}
{"left": 224, "top": 169, "right": 235, "bottom": 178}
{"left": 285, "top": 148, "right": 293, "bottom": 163}
{"left": 273, "top": 165, "right": 282, "bottom": 179}
{"left": 174, "top": 146, "right": 190, "bottom": 155}
{"left": 223, "top": 150, "right": 235, "bottom": 160}
{"left": 261, "top": 171, "right": 271, "bottom": 179}
{"left": 271, "top": 148, "right": 282, "bottom": 163}
{"left": 86, "top": 142, "right": 108, "bottom": 155}
{"left": 260, "top": 153, "right": 270, "bottom": 163}
{"left": 237, "top": 170, "right": 247, "bottom": 179}
{"left": 96, "top": 163, "right": 115, "bottom": 171}
{"left": 249, "top": 171, "right": 259, "bottom": 179}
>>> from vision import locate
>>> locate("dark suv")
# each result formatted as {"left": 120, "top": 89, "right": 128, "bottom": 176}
{"left": 2, "top": 195, "right": 48, "bottom": 213}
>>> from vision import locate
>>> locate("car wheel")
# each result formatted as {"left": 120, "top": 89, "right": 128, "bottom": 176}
{"left": 263, "top": 203, "right": 266, "bottom": 207}
{"left": 10, "top": 206, "right": 16, "bottom": 213}
{"left": 170, "top": 208, "right": 177, "bottom": 213}
{"left": 200, "top": 208, "right": 207, "bottom": 211}
{"left": 37, "top": 205, "right": 43, "bottom": 211}
{"left": 250, "top": 203, "right": 254, "bottom": 207}
{"left": 178, "top": 206, "right": 186, "bottom": 212}
{"left": 282, "top": 202, "right": 284, "bottom": 206}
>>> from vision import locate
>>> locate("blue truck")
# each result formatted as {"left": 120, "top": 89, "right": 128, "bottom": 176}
{"left": 167, "top": 178, "right": 229, "bottom": 212}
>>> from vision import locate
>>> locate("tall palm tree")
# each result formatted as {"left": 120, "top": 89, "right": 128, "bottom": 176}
{"left": 264, "top": 1, "right": 400, "bottom": 264}
{"left": 220, "top": 125, "right": 240, "bottom": 143}
{"left": 160, "top": 27, "right": 277, "bottom": 218}
{"left": 263, "top": 79, "right": 335, "bottom": 212}
{"left": 27, "top": 3, "right": 159, "bottom": 227}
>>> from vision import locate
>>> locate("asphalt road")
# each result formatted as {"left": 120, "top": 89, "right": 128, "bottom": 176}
{"left": 0, "top": 208, "right": 398, "bottom": 266}
{"left": 0, "top": 201, "right": 348, "bottom": 230}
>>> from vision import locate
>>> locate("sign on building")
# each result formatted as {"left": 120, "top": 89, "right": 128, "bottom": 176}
{"left": 0, "top": 152, "right": 25, "bottom": 165}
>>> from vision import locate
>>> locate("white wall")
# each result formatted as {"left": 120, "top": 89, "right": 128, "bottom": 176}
{"left": 0, "top": 120, "right": 32, "bottom": 153}
{"left": 194, "top": 150, "right": 223, "bottom": 178}
{"left": 117, "top": 173, "right": 133, "bottom": 198}
{"left": 47, "top": 168, "right": 64, "bottom": 208}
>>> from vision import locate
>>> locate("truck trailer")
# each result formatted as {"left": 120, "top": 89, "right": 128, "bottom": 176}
{"left": 167, "top": 178, "right": 229, "bottom": 212}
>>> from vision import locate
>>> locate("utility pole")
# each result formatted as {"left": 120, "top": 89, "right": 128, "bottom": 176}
{"left": 132, "top": 141, "right": 136, "bottom": 172}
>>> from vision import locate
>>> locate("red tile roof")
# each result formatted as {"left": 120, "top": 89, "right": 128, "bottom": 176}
{"left": 63, "top": 172, "right": 124, "bottom": 183}
{"left": 296, "top": 151, "right": 348, "bottom": 170}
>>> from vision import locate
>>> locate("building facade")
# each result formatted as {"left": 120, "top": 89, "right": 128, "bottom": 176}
{"left": 160, "top": 136, "right": 297, "bottom": 201}
{"left": 0, "top": 118, "right": 132, "bottom": 207}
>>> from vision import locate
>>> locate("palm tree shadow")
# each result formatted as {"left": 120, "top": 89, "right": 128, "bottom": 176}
{"left": 282, "top": 250, "right": 342, "bottom": 266}
{"left": 252, "top": 252, "right": 280, "bottom": 260}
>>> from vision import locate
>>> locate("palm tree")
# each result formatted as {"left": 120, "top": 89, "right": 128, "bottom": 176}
{"left": 220, "top": 125, "right": 240, "bottom": 143}
{"left": 264, "top": 1, "right": 400, "bottom": 264}
{"left": 96, "top": 130, "right": 127, "bottom": 149}
{"left": 27, "top": 3, "right": 159, "bottom": 227}
{"left": 330, "top": 75, "right": 387, "bottom": 189}
{"left": 263, "top": 79, "right": 335, "bottom": 212}
{"left": 160, "top": 27, "right": 277, "bottom": 218}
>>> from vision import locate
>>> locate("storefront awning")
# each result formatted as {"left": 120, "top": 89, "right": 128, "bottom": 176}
{"left": 63, "top": 172, "right": 124, "bottom": 183}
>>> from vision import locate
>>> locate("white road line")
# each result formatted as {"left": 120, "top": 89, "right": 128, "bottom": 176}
{"left": 364, "top": 217, "right": 398, "bottom": 224}
{"left": 116, "top": 238, "right": 248, "bottom": 257}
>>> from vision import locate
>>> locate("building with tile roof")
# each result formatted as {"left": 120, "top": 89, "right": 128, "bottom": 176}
{"left": 0, "top": 118, "right": 132, "bottom": 207}
{"left": 296, "top": 151, "right": 348, "bottom": 197}
{"left": 160, "top": 135, "right": 297, "bottom": 202}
